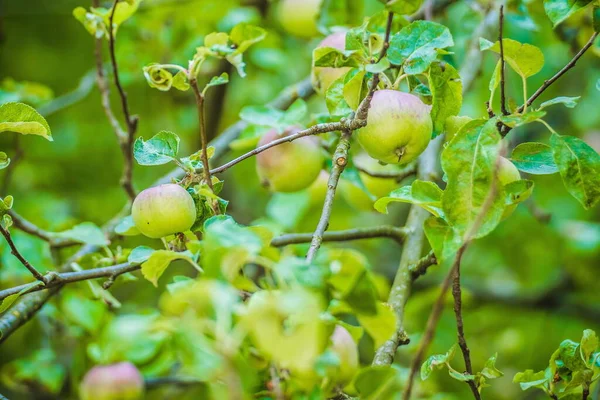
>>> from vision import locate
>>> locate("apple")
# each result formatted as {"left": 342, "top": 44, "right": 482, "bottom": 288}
{"left": 256, "top": 127, "right": 324, "bottom": 193}
{"left": 497, "top": 157, "right": 521, "bottom": 219}
{"left": 356, "top": 90, "right": 432, "bottom": 164}
{"left": 307, "top": 170, "right": 330, "bottom": 208}
{"left": 80, "top": 362, "right": 144, "bottom": 400}
{"left": 131, "top": 184, "right": 196, "bottom": 239}
{"left": 277, "top": 0, "right": 322, "bottom": 39}
{"left": 330, "top": 326, "right": 359, "bottom": 384}
{"left": 340, "top": 152, "right": 399, "bottom": 211}
{"left": 311, "top": 31, "right": 351, "bottom": 95}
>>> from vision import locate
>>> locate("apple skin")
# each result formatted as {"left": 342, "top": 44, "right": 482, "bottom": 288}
{"left": 340, "top": 152, "right": 399, "bottom": 211}
{"left": 256, "top": 127, "right": 324, "bottom": 193}
{"left": 311, "top": 32, "right": 351, "bottom": 95}
{"left": 497, "top": 157, "right": 521, "bottom": 219}
{"left": 131, "top": 184, "right": 196, "bottom": 239}
{"left": 356, "top": 90, "right": 432, "bottom": 164}
{"left": 277, "top": 0, "right": 322, "bottom": 39}
{"left": 80, "top": 362, "right": 144, "bottom": 400}
{"left": 330, "top": 326, "right": 359, "bottom": 385}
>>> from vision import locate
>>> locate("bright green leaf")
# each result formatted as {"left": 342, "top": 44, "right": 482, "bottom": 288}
{"left": 52, "top": 222, "right": 108, "bottom": 246}
{"left": 0, "top": 102, "right": 52, "bottom": 141}
{"left": 356, "top": 302, "right": 396, "bottom": 348}
{"left": 133, "top": 130, "right": 180, "bottom": 166}
{"left": 375, "top": 180, "right": 444, "bottom": 217}
{"left": 429, "top": 61, "right": 462, "bottom": 137}
{"left": 141, "top": 250, "right": 201, "bottom": 286}
{"left": 539, "top": 96, "right": 580, "bottom": 110}
{"left": 511, "top": 142, "right": 559, "bottom": 175}
{"left": 543, "top": 0, "right": 594, "bottom": 27}
{"left": 481, "top": 39, "right": 544, "bottom": 78}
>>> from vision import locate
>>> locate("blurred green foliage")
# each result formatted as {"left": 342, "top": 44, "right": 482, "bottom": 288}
{"left": 0, "top": 0, "right": 599, "bottom": 399}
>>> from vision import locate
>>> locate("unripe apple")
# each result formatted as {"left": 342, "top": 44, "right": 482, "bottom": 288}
{"left": 311, "top": 32, "right": 351, "bottom": 95}
{"left": 307, "top": 170, "right": 330, "bottom": 208}
{"left": 80, "top": 362, "right": 144, "bottom": 400}
{"left": 497, "top": 157, "right": 521, "bottom": 219}
{"left": 340, "top": 152, "right": 399, "bottom": 211}
{"left": 276, "top": 0, "right": 322, "bottom": 39}
{"left": 330, "top": 326, "right": 359, "bottom": 384}
{"left": 131, "top": 184, "right": 196, "bottom": 239}
{"left": 356, "top": 90, "right": 432, "bottom": 164}
{"left": 256, "top": 127, "right": 324, "bottom": 193}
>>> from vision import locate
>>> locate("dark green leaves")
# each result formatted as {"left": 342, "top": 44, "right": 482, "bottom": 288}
{"left": 0, "top": 102, "right": 52, "bottom": 141}
{"left": 388, "top": 21, "right": 454, "bottom": 75}
{"left": 441, "top": 119, "right": 504, "bottom": 238}
{"left": 429, "top": 62, "right": 463, "bottom": 137}
{"left": 511, "top": 142, "right": 558, "bottom": 175}
{"left": 550, "top": 133, "right": 600, "bottom": 209}
{"left": 543, "top": 0, "right": 594, "bottom": 27}
{"left": 133, "top": 131, "right": 179, "bottom": 166}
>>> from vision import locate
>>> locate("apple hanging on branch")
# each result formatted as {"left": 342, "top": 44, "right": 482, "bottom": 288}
{"left": 79, "top": 362, "right": 144, "bottom": 400}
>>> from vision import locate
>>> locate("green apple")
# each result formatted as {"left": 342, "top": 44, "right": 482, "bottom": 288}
{"left": 497, "top": 156, "right": 521, "bottom": 219}
{"left": 256, "top": 127, "right": 324, "bottom": 193}
{"left": 277, "top": 0, "right": 322, "bottom": 39}
{"left": 307, "top": 170, "right": 330, "bottom": 208}
{"left": 80, "top": 362, "right": 144, "bottom": 400}
{"left": 311, "top": 31, "right": 351, "bottom": 95}
{"left": 356, "top": 90, "right": 432, "bottom": 164}
{"left": 131, "top": 184, "right": 196, "bottom": 239}
{"left": 340, "top": 152, "right": 399, "bottom": 211}
{"left": 330, "top": 326, "right": 359, "bottom": 385}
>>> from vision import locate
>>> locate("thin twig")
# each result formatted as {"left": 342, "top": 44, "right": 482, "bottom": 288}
{"left": 305, "top": 130, "right": 352, "bottom": 263}
{"left": 0, "top": 225, "right": 46, "bottom": 283}
{"left": 409, "top": 250, "right": 437, "bottom": 280}
{"left": 272, "top": 226, "right": 408, "bottom": 247}
{"left": 191, "top": 81, "right": 213, "bottom": 190}
{"left": 8, "top": 210, "right": 78, "bottom": 248}
{"left": 108, "top": 0, "right": 137, "bottom": 200}
{"left": 145, "top": 376, "right": 202, "bottom": 389}
{"left": 498, "top": 5, "right": 508, "bottom": 116}
{"left": 376, "top": 11, "right": 394, "bottom": 62}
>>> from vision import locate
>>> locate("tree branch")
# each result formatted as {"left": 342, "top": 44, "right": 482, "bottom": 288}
{"left": 108, "top": 0, "right": 137, "bottom": 200}
{"left": 8, "top": 210, "right": 78, "bottom": 248}
{"left": 191, "top": 82, "right": 214, "bottom": 190}
{"left": 0, "top": 225, "right": 46, "bottom": 283}
{"left": 410, "top": 250, "right": 437, "bottom": 280}
{"left": 272, "top": 226, "right": 408, "bottom": 247}
{"left": 305, "top": 130, "right": 353, "bottom": 263}
{"left": 372, "top": 6, "right": 499, "bottom": 367}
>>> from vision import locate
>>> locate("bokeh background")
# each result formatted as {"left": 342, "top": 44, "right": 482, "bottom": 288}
{"left": 0, "top": 0, "right": 599, "bottom": 398}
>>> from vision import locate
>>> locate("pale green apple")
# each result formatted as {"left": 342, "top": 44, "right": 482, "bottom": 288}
{"left": 340, "top": 152, "right": 399, "bottom": 211}
{"left": 356, "top": 90, "right": 432, "bottom": 164}
{"left": 277, "top": 0, "right": 322, "bottom": 39}
{"left": 497, "top": 156, "right": 521, "bottom": 219}
{"left": 311, "top": 31, "right": 351, "bottom": 95}
{"left": 256, "top": 127, "right": 324, "bottom": 193}
{"left": 80, "top": 362, "right": 144, "bottom": 400}
{"left": 131, "top": 184, "right": 196, "bottom": 239}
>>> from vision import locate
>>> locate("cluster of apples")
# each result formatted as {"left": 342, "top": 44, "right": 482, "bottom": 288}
{"left": 128, "top": 0, "right": 521, "bottom": 239}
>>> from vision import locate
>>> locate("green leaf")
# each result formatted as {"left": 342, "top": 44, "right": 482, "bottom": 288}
{"left": 594, "top": 6, "right": 600, "bottom": 31}
{"left": 580, "top": 329, "right": 599, "bottom": 364}
{"left": 342, "top": 69, "right": 367, "bottom": 110}
{"left": 229, "top": 23, "right": 266, "bottom": 53}
{"left": 128, "top": 245, "right": 155, "bottom": 265}
{"left": 448, "top": 368, "right": 476, "bottom": 381}
{"left": 421, "top": 344, "right": 457, "bottom": 380}
{"left": 499, "top": 111, "right": 546, "bottom": 128}
{"left": 0, "top": 281, "right": 41, "bottom": 314}
{"left": 114, "top": 215, "right": 140, "bottom": 236}
{"left": 513, "top": 369, "right": 550, "bottom": 391}
{"left": 61, "top": 290, "right": 106, "bottom": 333}
{"left": 141, "top": 250, "right": 201, "bottom": 286}
{"left": 441, "top": 119, "right": 504, "bottom": 238}
{"left": 356, "top": 302, "right": 396, "bottom": 349}
{"left": 202, "top": 72, "right": 229, "bottom": 95}
{"left": 550, "top": 133, "right": 600, "bottom": 209}
{"left": 511, "top": 142, "right": 559, "bottom": 175}
{"left": 0, "top": 152, "right": 10, "bottom": 170}
{"left": 481, "top": 353, "right": 504, "bottom": 379}
{"left": 281, "top": 99, "right": 308, "bottom": 126}
{"left": 539, "top": 96, "right": 580, "bottom": 109}
{"left": 388, "top": 21, "right": 454, "bottom": 75}
{"left": 0, "top": 195, "right": 13, "bottom": 217}
{"left": 52, "top": 222, "right": 108, "bottom": 246}
{"left": 133, "top": 130, "right": 180, "bottom": 166}
{"left": 326, "top": 75, "right": 353, "bottom": 117}
{"left": 382, "top": 0, "right": 425, "bottom": 15}
{"left": 239, "top": 105, "right": 283, "bottom": 127}
{"left": 445, "top": 115, "right": 473, "bottom": 142}
{"left": 543, "top": 0, "right": 594, "bottom": 27}
{"left": 365, "top": 57, "right": 390, "bottom": 73}
{"left": 171, "top": 70, "right": 190, "bottom": 91}
{"left": 553, "top": 339, "right": 587, "bottom": 372}
{"left": 143, "top": 64, "right": 176, "bottom": 91}
{"left": 0, "top": 102, "right": 52, "bottom": 141}
{"left": 354, "top": 365, "right": 404, "bottom": 400}
{"left": 481, "top": 39, "right": 544, "bottom": 78}
{"left": 505, "top": 179, "right": 534, "bottom": 207}
{"left": 312, "top": 47, "right": 361, "bottom": 69}
{"left": 375, "top": 180, "right": 444, "bottom": 217}
{"left": 429, "top": 62, "right": 463, "bottom": 137}
{"left": 424, "top": 216, "right": 461, "bottom": 264}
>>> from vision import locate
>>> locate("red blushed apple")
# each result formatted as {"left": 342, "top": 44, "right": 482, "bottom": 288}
{"left": 311, "top": 31, "right": 351, "bottom": 95}
{"left": 80, "top": 362, "right": 144, "bottom": 400}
